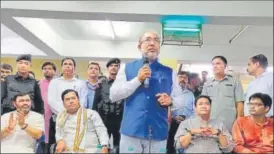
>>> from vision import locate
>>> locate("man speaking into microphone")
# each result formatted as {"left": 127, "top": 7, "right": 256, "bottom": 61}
{"left": 110, "top": 31, "right": 184, "bottom": 153}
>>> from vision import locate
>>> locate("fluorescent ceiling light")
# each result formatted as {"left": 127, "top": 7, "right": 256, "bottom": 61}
{"left": 164, "top": 27, "right": 200, "bottom": 32}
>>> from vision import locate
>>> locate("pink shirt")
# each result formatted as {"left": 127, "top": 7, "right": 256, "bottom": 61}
{"left": 39, "top": 79, "right": 52, "bottom": 143}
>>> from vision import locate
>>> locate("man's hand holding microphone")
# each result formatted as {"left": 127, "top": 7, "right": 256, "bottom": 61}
{"left": 137, "top": 64, "right": 172, "bottom": 107}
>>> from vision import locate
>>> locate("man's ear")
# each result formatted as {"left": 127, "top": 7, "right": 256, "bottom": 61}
{"left": 12, "top": 101, "right": 16, "bottom": 108}
{"left": 137, "top": 43, "right": 141, "bottom": 51}
{"left": 265, "top": 106, "right": 270, "bottom": 113}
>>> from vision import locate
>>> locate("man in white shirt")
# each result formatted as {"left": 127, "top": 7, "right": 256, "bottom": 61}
{"left": 245, "top": 54, "right": 273, "bottom": 117}
{"left": 1, "top": 93, "right": 44, "bottom": 153}
{"left": 48, "top": 57, "right": 87, "bottom": 145}
{"left": 55, "top": 89, "right": 109, "bottom": 153}
{"left": 110, "top": 31, "right": 184, "bottom": 153}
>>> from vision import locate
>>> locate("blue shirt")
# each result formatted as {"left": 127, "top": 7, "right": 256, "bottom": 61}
{"left": 244, "top": 72, "right": 273, "bottom": 117}
{"left": 86, "top": 81, "right": 98, "bottom": 109}
{"left": 172, "top": 88, "right": 195, "bottom": 118}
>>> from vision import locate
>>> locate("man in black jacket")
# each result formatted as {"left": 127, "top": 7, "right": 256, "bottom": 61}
{"left": 1, "top": 54, "right": 44, "bottom": 115}
{"left": 93, "top": 58, "right": 124, "bottom": 152}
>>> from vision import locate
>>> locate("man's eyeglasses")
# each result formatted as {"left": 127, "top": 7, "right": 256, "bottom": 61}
{"left": 247, "top": 102, "right": 264, "bottom": 107}
{"left": 141, "top": 37, "right": 160, "bottom": 44}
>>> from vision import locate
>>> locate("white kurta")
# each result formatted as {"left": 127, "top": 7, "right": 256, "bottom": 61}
{"left": 1, "top": 111, "right": 45, "bottom": 153}
{"left": 56, "top": 109, "right": 109, "bottom": 153}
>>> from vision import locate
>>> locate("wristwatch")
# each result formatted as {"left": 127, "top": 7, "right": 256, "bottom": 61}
{"left": 216, "top": 129, "right": 221, "bottom": 136}
{"left": 185, "top": 128, "right": 194, "bottom": 136}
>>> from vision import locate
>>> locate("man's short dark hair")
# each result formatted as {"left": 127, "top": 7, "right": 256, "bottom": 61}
{"left": 12, "top": 93, "right": 30, "bottom": 102}
{"left": 189, "top": 73, "right": 199, "bottom": 82}
{"left": 194, "top": 95, "right": 212, "bottom": 107}
{"left": 202, "top": 71, "right": 208, "bottom": 74}
{"left": 61, "top": 57, "right": 76, "bottom": 67}
{"left": 177, "top": 71, "right": 189, "bottom": 76}
{"left": 1, "top": 63, "right": 13, "bottom": 72}
{"left": 41, "top": 62, "right": 57, "bottom": 71}
{"left": 88, "top": 62, "right": 101, "bottom": 72}
{"left": 212, "top": 56, "right": 228, "bottom": 65}
{"left": 250, "top": 54, "right": 268, "bottom": 69}
{"left": 61, "top": 89, "right": 79, "bottom": 101}
{"left": 249, "top": 93, "right": 272, "bottom": 109}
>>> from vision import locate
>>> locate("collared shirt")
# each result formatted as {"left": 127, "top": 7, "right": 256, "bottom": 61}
{"left": 174, "top": 116, "right": 234, "bottom": 153}
{"left": 39, "top": 78, "right": 52, "bottom": 143}
{"left": 1, "top": 111, "right": 44, "bottom": 153}
{"left": 202, "top": 75, "right": 244, "bottom": 131}
{"left": 172, "top": 88, "right": 195, "bottom": 118}
{"left": 56, "top": 109, "right": 109, "bottom": 153}
{"left": 232, "top": 116, "right": 273, "bottom": 153}
{"left": 1, "top": 73, "right": 44, "bottom": 114}
{"left": 244, "top": 72, "right": 273, "bottom": 117}
{"left": 110, "top": 64, "right": 184, "bottom": 108}
{"left": 48, "top": 77, "right": 88, "bottom": 115}
{"left": 86, "top": 81, "right": 99, "bottom": 109}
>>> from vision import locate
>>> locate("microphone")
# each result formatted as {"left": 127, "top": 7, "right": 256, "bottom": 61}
{"left": 143, "top": 57, "right": 150, "bottom": 88}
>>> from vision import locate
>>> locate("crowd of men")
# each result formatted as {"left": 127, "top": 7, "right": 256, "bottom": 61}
{"left": 0, "top": 31, "right": 273, "bottom": 154}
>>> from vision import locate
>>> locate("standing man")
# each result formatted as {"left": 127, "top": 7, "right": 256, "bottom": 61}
{"left": 188, "top": 73, "right": 202, "bottom": 98}
{"left": 86, "top": 62, "right": 101, "bottom": 109}
{"left": 1, "top": 63, "right": 13, "bottom": 81}
{"left": 110, "top": 31, "right": 183, "bottom": 153}
{"left": 245, "top": 54, "right": 273, "bottom": 118}
{"left": 202, "top": 56, "right": 244, "bottom": 131}
{"left": 47, "top": 57, "right": 87, "bottom": 145}
{"left": 93, "top": 58, "right": 124, "bottom": 152}
{"left": 201, "top": 70, "right": 208, "bottom": 86}
{"left": 167, "top": 72, "right": 195, "bottom": 154}
{"left": 1, "top": 54, "right": 44, "bottom": 115}
{"left": 177, "top": 71, "right": 189, "bottom": 91}
{"left": 39, "top": 62, "right": 57, "bottom": 144}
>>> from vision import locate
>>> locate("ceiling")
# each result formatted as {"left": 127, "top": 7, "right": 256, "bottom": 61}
{"left": 1, "top": 1, "right": 273, "bottom": 67}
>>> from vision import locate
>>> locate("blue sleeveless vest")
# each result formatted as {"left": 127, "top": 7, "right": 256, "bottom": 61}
{"left": 120, "top": 59, "right": 173, "bottom": 140}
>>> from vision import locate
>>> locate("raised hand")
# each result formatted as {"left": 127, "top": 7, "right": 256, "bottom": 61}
{"left": 8, "top": 113, "right": 17, "bottom": 130}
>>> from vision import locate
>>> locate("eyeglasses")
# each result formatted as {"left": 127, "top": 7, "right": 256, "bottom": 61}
{"left": 247, "top": 102, "right": 264, "bottom": 107}
{"left": 141, "top": 37, "right": 160, "bottom": 44}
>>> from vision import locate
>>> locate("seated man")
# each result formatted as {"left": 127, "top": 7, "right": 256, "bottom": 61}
{"left": 174, "top": 95, "right": 234, "bottom": 153}
{"left": 55, "top": 89, "right": 109, "bottom": 153}
{"left": 1, "top": 93, "right": 44, "bottom": 153}
{"left": 232, "top": 93, "right": 273, "bottom": 153}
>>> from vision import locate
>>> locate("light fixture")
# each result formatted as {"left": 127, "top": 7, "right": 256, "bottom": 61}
{"left": 163, "top": 27, "right": 200, "bottom": 32}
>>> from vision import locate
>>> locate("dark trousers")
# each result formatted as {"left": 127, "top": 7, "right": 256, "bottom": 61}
{"left": 48, "top": 116, "right": 56, "bottom": 145}
{"left": 167, "top": 119, "right": 180, "bottom": 154}
{"left": 102, "top": 114, "right": 122, "bottom": 147}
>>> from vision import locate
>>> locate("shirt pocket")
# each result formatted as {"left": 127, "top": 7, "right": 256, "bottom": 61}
{"left": 223, "top": 84, "right": 234, "bottom": 98}
{"left": 205, "top": 84, "right": 216, "bottom": 97}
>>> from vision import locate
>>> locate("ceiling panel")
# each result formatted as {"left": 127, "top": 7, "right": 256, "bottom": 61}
{"left": 1, "top": 24, "right": 47, "bottom": 56}
{"left": 231, "top": 26, "right": 273, "bottom": 47}
{"left": 44, "top": 19, "right": 161, "bottom": 41}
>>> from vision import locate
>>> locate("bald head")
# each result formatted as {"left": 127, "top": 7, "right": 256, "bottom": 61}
{"left": 138, "top": 31, "right": 161, "bottom": 62}
{"left": 138, "top": 31, "right": 160, "bottom": 43}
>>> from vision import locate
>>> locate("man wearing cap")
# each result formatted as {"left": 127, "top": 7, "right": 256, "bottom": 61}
{"left": 110, "top": 31, "right": 184, "bottom": 153}
{"left": 1, "top": 54, "right": 44, "bottom": 115}
{"left": 93, "top": 58, "right": 124, "bottom": 153}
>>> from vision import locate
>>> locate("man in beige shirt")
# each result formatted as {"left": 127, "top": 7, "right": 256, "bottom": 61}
{"left": 1, "top": 93, "right": 44, "bottom": 153}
